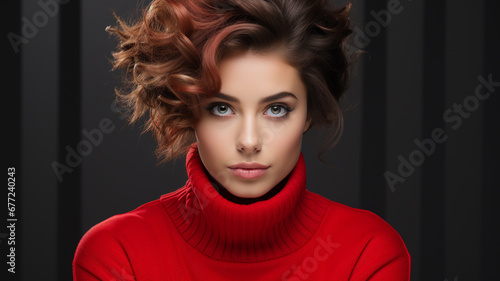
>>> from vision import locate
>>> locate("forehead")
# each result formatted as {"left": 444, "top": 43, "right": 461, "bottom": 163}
{"left": 217, "top": 51, "right": 306, "bottom": 99}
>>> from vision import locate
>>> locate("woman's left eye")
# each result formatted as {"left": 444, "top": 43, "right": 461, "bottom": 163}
{"left": 265, "top": 105, "right": 291, "bottom": 117}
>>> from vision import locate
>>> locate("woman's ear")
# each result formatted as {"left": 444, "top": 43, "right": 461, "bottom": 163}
{"left": 303, "top": 116, "right": 312, "bottom": 133}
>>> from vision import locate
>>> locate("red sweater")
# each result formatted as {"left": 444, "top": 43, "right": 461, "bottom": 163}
{"left": 73, "top": 144, "right": 410, "bottom": 280}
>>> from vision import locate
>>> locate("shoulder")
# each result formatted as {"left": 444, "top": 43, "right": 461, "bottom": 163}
{"left": 333, "top": 200, "right": 404, "bottom": 239}
{"left": 80, "top": 199, "right": 165, "bottom": 241}
{"left": 72, "top": 199, "right": 165, "bottom": 279}
{"left": 308, "top": 192, "right": 411, "bottom": 280}
{"left": 312, "top": 192, "right": 407, "bottom": 249}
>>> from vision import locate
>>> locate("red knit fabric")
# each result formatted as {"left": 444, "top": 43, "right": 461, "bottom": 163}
{"left": 73, "top": 143, "right": 410, "bottom": 280}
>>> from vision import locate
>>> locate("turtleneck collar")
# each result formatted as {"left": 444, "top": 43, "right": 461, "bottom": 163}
{"left": 161, "top": 143, "right": 329, "bottom": 262}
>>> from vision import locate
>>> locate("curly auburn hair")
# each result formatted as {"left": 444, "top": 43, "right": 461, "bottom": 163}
{"left": 106, "top": 0, "right": 354, "bottom": 163}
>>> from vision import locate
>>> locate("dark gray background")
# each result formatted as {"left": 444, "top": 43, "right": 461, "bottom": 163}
{"left": 2, "top": 0, "right": 499, "bottom": 280}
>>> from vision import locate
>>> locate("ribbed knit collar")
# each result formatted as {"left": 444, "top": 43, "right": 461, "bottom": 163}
{"left": 161, "top": 143, "right": 328, "bottom": 262}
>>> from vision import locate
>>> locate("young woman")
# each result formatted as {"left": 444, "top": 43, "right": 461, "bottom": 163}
{"left": 73, "top": 0, "right": 410, "bottom": 280}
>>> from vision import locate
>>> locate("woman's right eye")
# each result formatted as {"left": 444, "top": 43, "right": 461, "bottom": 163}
{"left": 206, "top": 103, "right": 234, "bottom": 117}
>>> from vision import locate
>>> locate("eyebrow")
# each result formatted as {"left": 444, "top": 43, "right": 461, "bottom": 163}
{"left": 215, "top": 91, "right": 298, "bottom": 104}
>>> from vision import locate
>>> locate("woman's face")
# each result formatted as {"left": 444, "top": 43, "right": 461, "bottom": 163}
{"left": 193, "top": 51, "right": 311, "bottom": 198}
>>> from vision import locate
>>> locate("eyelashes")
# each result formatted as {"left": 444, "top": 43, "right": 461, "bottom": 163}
{"left": 204, "top": 102, "right": 295, "bottom": 120}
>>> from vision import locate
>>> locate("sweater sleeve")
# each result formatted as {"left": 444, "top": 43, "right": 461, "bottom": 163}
{"left": 72, "top": 217, "right": 136, "bottom": 281}
{"left": 347, "top": 211, "right": 411, "bottom": 281}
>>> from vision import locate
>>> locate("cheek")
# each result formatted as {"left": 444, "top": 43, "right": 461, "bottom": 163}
{"left": 195, "top": 120, "right": 231, "bottom": 160}
{"left": 274, "top": 126, "right": 303, "bottom": 146}
{"left": 265, "top": 119, "right": 305, "bottom": 153}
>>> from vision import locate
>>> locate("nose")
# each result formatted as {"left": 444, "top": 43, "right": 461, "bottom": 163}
{"left": 236, "top": 115, "right": 262, "bottom": 154}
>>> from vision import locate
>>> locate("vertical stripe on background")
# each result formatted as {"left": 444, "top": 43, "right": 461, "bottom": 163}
{"left": 421, "top": 0, "right": 446, "bottom": 279}
{"left": 444, "top": 1, "right": 483, "bottom": 278}
{"left": 385, "top": 1, "right": 423, "bottom": 280}
{"left": 57, "top": 0, "right": 82, "bottom": 280}
{"left": 482, "top": 0, "right": 500, "bottom": 279}
{"left": 360, "top": 0, "right": 387, "bottom": 218}
{"left": 1, "top": 2, "right": 22, "bottom": 281}
{"left": 1, "top": 0, "right": 22, "bottom": 164}
{"left": 21, "top": 0, "right": 60, "bottom": 279}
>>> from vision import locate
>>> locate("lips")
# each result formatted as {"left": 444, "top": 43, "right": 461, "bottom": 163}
{"left": 228, "top": 162, "right": 270, "bottom": 169}
{"left": 228, "top": 162, "right": 270, "bottom": 179}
